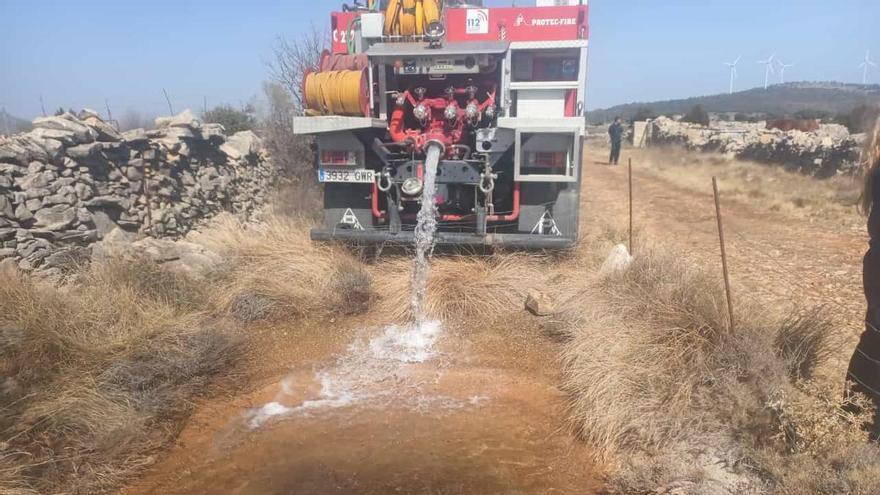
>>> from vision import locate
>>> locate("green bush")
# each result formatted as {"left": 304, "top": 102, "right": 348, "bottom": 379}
{"left": 203, "top": 104, "right": 257, "bottom": 134}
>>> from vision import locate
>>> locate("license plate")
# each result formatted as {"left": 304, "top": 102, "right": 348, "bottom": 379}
{"left": 318, "top": 168, "right": 375, "bottom": 183}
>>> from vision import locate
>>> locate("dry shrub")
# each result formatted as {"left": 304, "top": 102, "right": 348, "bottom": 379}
{"left": 562, "top": 246, "right": 880, "bottom": 494}
{"left": 0, "top": 259, "right": 242, "bottom": 494}
{"left": 195, "top": 215, "right": 373, "bottom": 321}
{"left": 372, "top": 253, "right": 548, "bottom": 324}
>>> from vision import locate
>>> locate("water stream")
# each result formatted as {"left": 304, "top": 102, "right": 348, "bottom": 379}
{"left": 246, "top": 144, "right": 451, "bottom": 427}
{"left": 410, "top": 143, "right": 442, "bottom": 324}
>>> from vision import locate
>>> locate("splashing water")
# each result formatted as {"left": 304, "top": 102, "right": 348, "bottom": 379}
{"left": 245, "top": 144, "right": 476, "bottom": 428}
{"left": 247, "top": 320, "right": 447, "bottom": 428}
{"left": 411, "top": 143, "right": 442, "bottom": 323}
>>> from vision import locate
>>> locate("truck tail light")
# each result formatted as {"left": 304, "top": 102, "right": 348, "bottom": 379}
{"left": 320, "top": 150, "right": 358, "bottom": 166}
{"left": 527, "top": 152, "right": 567, "bottom": 168}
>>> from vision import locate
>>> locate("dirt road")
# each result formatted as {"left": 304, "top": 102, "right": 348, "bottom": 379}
{"left": 122, "top": 314, "right": 603, "bottom": 495}
{"left": 122, "top": 147, "right": 865, "bottom": 494}
{"left": 581, "top": 147, "right": 866, "bottom": 358}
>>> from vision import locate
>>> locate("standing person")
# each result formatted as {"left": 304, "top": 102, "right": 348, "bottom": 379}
{"left": 608, "top": 117, "right": 624, "bottom": 165}
{"left": 847, "top": 116, "right": 880, "bottom": 439}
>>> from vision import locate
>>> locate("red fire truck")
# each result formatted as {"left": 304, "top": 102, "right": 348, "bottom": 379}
{"left": 294, "top": 0, "right": 589, "bottom": 249}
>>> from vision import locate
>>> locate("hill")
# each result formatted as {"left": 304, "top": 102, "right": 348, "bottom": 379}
{"left": 587, "top": 82, "right": 880, "bottom": 123}
{"left": 0, "top": 109, "right": 32, "bottom": 135}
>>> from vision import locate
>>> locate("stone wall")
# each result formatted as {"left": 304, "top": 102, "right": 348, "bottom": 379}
{"left": 0, "top": 109, "right": 276, "bottom": 274}
{"left": 649, "top": 116, "right": 863, "bottom": 178}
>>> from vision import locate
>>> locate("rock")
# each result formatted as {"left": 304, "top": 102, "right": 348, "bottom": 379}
{"left": 25, "top": 198, "right": 42, "bottom": 212}
{"left": 43, "top": 193, "right": 76, "bottom": 206}
{"left": 223, "top": 130, "right": 262, "bottom": 160}
{"left": 32, "top": 114, "right": 95, "bottom": 144}
{"left": 30, "top": 127, "right": 79, "bottom": 146}
{"left": 155, "top": 109, "right": 200, "bottom": 129}
{"left": 0, "top": 248, "right": 14, "bottom": 259}
{"left": 89, "top": 209, "right": 120, "bottom": 237}
{"left": 14, "top": 170, "right": 55, "bottom": 190}
{"left": 81, "top": 115, "right": 122, "bottom": 142}
{"left": 66, "top": 142, "right": 102, "bottom": 159}
{"left": 600, "top": 244, "right": 634, "bottom": 276}
{"left": 0, "top": 196, "right": 12, "bottom": 218}
{"left": 0, "top": 135, "right": 51, "bottom": 164}
{"left": 122, "top": 128, "right": 149, "bottom": 144}
{"left": 33, "top": 205, "right": 76, "bottom": 231}
{"left": 84, "top": 195, "right": 128, "bottom": 209}
{"left": 199, "top": 123, "right": 226, "bottom": 143}
{"left": 13, "top": 204, "right": 33, "bottom": 222}
{"left": 525, "top": 290, "right": 555, "bottom": 316}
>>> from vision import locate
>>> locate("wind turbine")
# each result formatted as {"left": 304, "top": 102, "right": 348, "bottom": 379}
{"left": 859, "top": 50, "right": 877, "bottom": 84}
{"left": 777, "top": 59, "right": 794, "bottom": 84}
{"left": 724, "top": 56, "right": 741, "bottom": 94}
{"left": 758, "top": 54, "right": 776, "bottom": 89}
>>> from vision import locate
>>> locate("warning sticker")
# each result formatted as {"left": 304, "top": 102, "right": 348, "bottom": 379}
{"left": 340, "top": 208, "right": 364, "bottom": 231}
{"left": 531, "top": 211, "right": 562, "bottom": 236}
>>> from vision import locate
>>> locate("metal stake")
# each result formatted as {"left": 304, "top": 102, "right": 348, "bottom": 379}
{"left": 713, "top": 177, "right": 735, "bottom": 332}
{"left": 628, "top": 157, "right": 634, "bottom": 255}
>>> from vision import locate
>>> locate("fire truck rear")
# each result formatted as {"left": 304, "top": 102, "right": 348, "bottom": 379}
{"left": 293, "top": 0, "right": 589, "bottom": 249}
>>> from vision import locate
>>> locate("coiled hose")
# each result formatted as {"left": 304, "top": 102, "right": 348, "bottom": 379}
{"left": 303, "top": 70, "right": 368, "bottom": 116}
{"left": 384, "top": 0, "right": 441, "bottom": 37}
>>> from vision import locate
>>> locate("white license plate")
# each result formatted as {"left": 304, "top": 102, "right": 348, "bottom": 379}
{"left": 318, "top": 168, "right": 375, "bottom": 183}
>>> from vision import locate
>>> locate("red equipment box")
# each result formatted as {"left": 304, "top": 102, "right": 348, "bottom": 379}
{"left": 445, "top": 5, "right": 588, "bottom": 43}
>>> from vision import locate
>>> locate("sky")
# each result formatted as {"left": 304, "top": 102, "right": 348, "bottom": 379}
{"left": 1, "top": 0, "right": 878, "bottom": 120}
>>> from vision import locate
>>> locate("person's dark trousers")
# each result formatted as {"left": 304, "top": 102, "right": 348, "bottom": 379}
{"left": 609, "top": 141, "right": 622, "bottom": 165}
{"left": 847, "top": 245, "right": 880, "bottom": 440}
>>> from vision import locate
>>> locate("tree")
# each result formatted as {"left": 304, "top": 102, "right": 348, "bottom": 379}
{"left": 836, "top": 104, "right": 880, "bottom": 133}
{"left": 203, "top": 104, "right": 257, "bottom": 134}
{"left": 682, "top": 104, "right": 710, "bottom": 126}
{"left": 268, "top": 26, "right": 328, "bottom": 114}
{"left": 629, "top": 106, "right": 657, "bottom": 124}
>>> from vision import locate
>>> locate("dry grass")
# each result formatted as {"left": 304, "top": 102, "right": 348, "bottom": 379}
{"left": 0, "top": 260, "right": 242, "bottom": 494}
{"left": 625, "top": 146, "right": 862, "bottom": 229}
{"left": 561, "top": 244, "right": 880, "bottom": 494}
{"left": 193, "top": 214, "right": 373, "bottom": 322}
{"left": 373, "top": 253, "right": 550, "bottom": 324}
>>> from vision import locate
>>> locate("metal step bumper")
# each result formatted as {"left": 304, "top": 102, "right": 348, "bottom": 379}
{"left": 310, "top": 228, "right": 576, "bottom": 250}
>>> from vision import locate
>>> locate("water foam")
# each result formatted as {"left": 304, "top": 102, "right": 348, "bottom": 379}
{"left": 246, "top": 145, "right": 473, "bottom": 428}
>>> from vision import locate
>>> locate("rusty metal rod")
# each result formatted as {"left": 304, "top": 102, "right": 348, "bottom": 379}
{"left": 628, "top": 157, "right": 633, "bottom": 255}
{"left": 713, "top": 176, "right": 735, "bottom": 332}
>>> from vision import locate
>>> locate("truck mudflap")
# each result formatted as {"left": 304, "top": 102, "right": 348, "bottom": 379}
{"left": 310, "top": 229, "right": 576, "bottom": 250}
